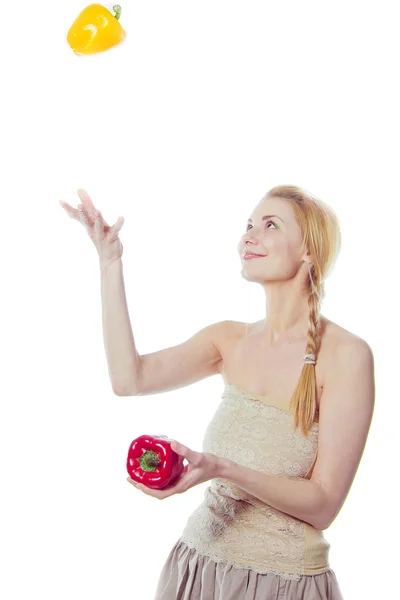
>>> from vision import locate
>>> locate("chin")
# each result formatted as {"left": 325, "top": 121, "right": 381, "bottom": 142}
{"left": 241, "top": 270, "right": 266, "bottom": 284}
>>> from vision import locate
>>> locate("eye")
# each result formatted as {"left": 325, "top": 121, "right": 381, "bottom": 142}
{"left": 246, "top": 220, "right": 278, "bottom": 231}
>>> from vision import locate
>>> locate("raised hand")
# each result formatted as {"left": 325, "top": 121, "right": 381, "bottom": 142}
{"left": 60, "top": 188, "right": 125, "bottom": 268}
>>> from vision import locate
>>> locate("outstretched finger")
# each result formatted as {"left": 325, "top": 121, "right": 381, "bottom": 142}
{"left": 78, "top": 206, "right": 91, "bottom": 231}
{"left": 60, "top": 200, "right": 80, "bottom": 221}
{"left": 78, "top": 204, "right": 94, "bottom": 228}
{"left": 95, "top": 209, "right": 111, "bottom": 233}
{"left": 94, "top": 209, "right": 104, "bottom": 240}
{"left": 77, "top": 189, "right": 97, "bottom": 220}
{"left": 107, "top": 216, "right": 125, "bottom": 242}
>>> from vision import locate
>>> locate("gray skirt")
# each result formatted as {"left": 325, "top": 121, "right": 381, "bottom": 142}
{"left": 154, "top": 539, "right": 344, "bottom": 600}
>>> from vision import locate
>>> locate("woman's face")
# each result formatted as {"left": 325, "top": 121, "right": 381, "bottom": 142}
{"left": 238, "top": 196, "right": 310, "bottom": 284}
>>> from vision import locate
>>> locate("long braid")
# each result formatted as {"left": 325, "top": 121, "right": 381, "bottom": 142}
{"left": 306, "top": 265, "right": 324, "bottom": 360}
{"left": 290, "top": 265, "right": 324, "bottom": 437}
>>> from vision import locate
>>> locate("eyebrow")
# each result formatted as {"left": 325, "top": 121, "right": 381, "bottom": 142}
{"left": 247, "top": 215, "right": 284, "bottom": 223}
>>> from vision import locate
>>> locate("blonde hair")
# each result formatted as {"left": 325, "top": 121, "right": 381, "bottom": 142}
{"left": 263, "top": 185, "right": 341, "bottom": 438}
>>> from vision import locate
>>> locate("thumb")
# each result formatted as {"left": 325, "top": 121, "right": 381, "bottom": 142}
{"left": 171, "top": 441, "right": 194, "bottom": 460}
{"left": 171, "top": 441, "right": 185, "bottom": 453}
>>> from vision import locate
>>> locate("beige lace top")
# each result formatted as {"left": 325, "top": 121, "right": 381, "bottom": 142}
{"left": 179, "top": 383, "right": 331, "bottom": 581}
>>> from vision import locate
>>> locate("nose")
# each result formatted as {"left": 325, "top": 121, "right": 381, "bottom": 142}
{"left": 243, "top": 232, "right": 261, "bottom": 247}
{"left": 238, "top": 235, "right": 261, "bottom": 255}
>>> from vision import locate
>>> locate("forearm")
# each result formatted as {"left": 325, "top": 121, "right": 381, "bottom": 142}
{"left": 218, "top": 458, "right": 329, "bottom": 530}
{"left": 100, "top": 258, "right": 142, "bottom": 395}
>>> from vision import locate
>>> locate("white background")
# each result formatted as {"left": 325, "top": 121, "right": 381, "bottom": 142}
{"left": 1, "top": 1, "right": 398, "bottom": 598}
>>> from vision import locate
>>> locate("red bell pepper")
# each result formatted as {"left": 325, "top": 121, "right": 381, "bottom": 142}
{"left": 126, "top": 434, "right": 185, "bottom": 490}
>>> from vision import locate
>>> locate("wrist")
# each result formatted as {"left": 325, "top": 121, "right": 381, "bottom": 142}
{"left": 215, "top": 456, "right": 233, "bottom": 482}
{"left": 100, "top": 257, "right": 122, "bottom": 273}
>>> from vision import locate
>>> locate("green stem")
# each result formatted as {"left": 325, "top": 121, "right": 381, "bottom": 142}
{"left": 138, "top": 451, "right": 161, "bottom": 472}
{"left": 113, "top": 5, "right": 122, "bottom": 20}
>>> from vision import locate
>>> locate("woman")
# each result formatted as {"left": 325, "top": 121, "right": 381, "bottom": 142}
{"left": 60, "top": 184, "right": 374, "bottom": 599}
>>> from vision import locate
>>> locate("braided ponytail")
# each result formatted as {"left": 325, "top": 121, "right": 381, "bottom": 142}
{"left": 289, "top": 266, "right": 324, "bottom": 438}
{"left": 264, "top": 185, "right": 341, "bottom": 438}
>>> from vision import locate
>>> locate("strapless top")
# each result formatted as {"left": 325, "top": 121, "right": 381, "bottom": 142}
{"left": 179, "top": 383, "right": 331, "bottom": 581}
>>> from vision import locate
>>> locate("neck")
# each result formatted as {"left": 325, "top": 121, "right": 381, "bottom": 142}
{"left": 260, "top": 281, "right": 313, "bottom": 345}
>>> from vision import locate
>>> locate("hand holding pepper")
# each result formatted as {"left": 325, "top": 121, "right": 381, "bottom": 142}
{"left": 127, "top": 441, "right": 223, "bottom": 500}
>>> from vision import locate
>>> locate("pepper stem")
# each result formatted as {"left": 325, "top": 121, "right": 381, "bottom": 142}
{"left": 138, "top": 450, "right": 161, "bottom": 472}
{"left": 113, "top": 5, "right": 122, "bottom": 20}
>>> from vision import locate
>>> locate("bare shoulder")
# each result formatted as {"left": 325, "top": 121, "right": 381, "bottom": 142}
{"left": 319, "top": 317, "right": 374, "bottom": 377}
{"left": 212, "top": 319, "right": 249, "bottom": 353}
{"left": 321, "top": 317, "right": 373, "bottom": 351}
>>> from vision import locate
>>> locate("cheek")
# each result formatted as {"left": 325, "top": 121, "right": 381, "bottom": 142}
{"left": 267, "top": 237, "right": 286, "bottom": 254}
{"left": 284, "top": 245, "right": 304, "bottom": 273}
{"left": 271, "top": 243, "right": 299, "bottom": 273}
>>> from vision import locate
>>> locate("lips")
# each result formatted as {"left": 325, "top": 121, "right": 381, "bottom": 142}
{"left": 242, "top": 254, "right": 265, "bottom": 260}
{"left": 242, "top": 252, "right": 266, "bottom": 259}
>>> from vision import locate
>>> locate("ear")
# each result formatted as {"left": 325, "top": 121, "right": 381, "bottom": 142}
{"left": 302, "top": 249, "right": 313, "bottom": 265}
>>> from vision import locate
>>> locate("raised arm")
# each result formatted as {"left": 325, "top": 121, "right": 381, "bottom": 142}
{"left": 101, "top": 256, "right": 231, "bottom": 396}
{"left": 60, "top": 189, "right": 232, "bottom": 397}
{"left": 132, "top": 319, "right": 232, "bottom": 397}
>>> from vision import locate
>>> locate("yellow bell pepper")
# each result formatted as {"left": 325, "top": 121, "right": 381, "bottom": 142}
{"left": 67, "top": 4, "right": 126, "bottom": 55}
